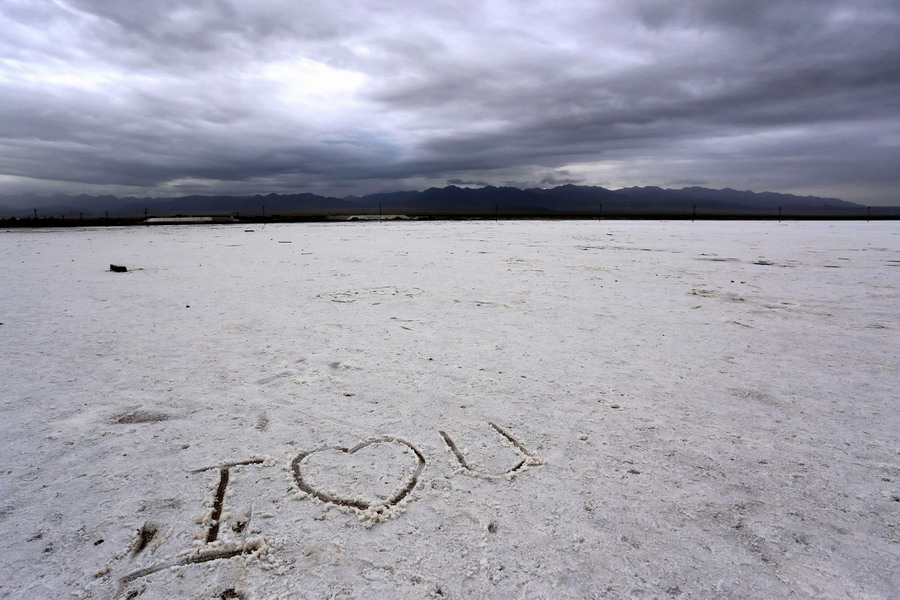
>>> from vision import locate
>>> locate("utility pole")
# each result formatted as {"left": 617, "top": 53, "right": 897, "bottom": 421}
{"left": 262, "top": 205, "right": 266, "bottom": 218}
{"left": 33, "top": 208, "right": 37, "bottom": 219}
{"left": 144, "top": 207, "right": 148, "bottom": 218}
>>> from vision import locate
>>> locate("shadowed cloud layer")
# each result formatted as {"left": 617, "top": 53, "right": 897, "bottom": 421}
{"left": 1, "top": 0, "right": 899, "bottom": 204}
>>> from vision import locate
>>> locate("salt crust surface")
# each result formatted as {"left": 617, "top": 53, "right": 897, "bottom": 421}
{"left": 0, "top": 220, "right": 898, "bottom": 598}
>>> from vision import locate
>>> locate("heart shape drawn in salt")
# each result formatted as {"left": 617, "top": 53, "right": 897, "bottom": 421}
{"left": 291, "top": 436, "right": 426, "bottom": 510}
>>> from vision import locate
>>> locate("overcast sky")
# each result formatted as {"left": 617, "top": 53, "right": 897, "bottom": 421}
{"left": 1, "top": 1, "right": 899, "bottom": 204}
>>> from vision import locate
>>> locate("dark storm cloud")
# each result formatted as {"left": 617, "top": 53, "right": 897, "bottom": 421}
{"left": 1, "top": 0, "right": 898, "bottom": 203}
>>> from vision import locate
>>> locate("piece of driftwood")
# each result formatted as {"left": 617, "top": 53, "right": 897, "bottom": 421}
{"left": 110, "top": 264, "right": 127, "bottom": 272}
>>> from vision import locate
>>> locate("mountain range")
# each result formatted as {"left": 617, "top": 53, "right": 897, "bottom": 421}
{"left": 0, "top": 185, "right": 890, "bottom": 218}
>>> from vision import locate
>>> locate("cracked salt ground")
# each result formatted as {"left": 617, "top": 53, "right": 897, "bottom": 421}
{"left": 1, "top": 221, "right": 899, "bottom": 599}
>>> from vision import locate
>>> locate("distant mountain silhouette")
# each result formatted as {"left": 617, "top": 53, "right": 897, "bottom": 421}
{"left": 0, "top": 185, "right": 886, "bottom": 218}
{"left": 527, "top": 184, "right": 622, "bottom": 212}
{"left": 347, "top": 190, "right": 420, "bottom": 207}
{"left": 395, "top": 185, "right": 552, "bottom": 212}
{"left": 616, "top": 186, "right": 857, "bottom": 211}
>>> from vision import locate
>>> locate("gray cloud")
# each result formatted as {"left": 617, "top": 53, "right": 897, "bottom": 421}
{"left": 1, "top": 0, "right": 898, "bottom": 204}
